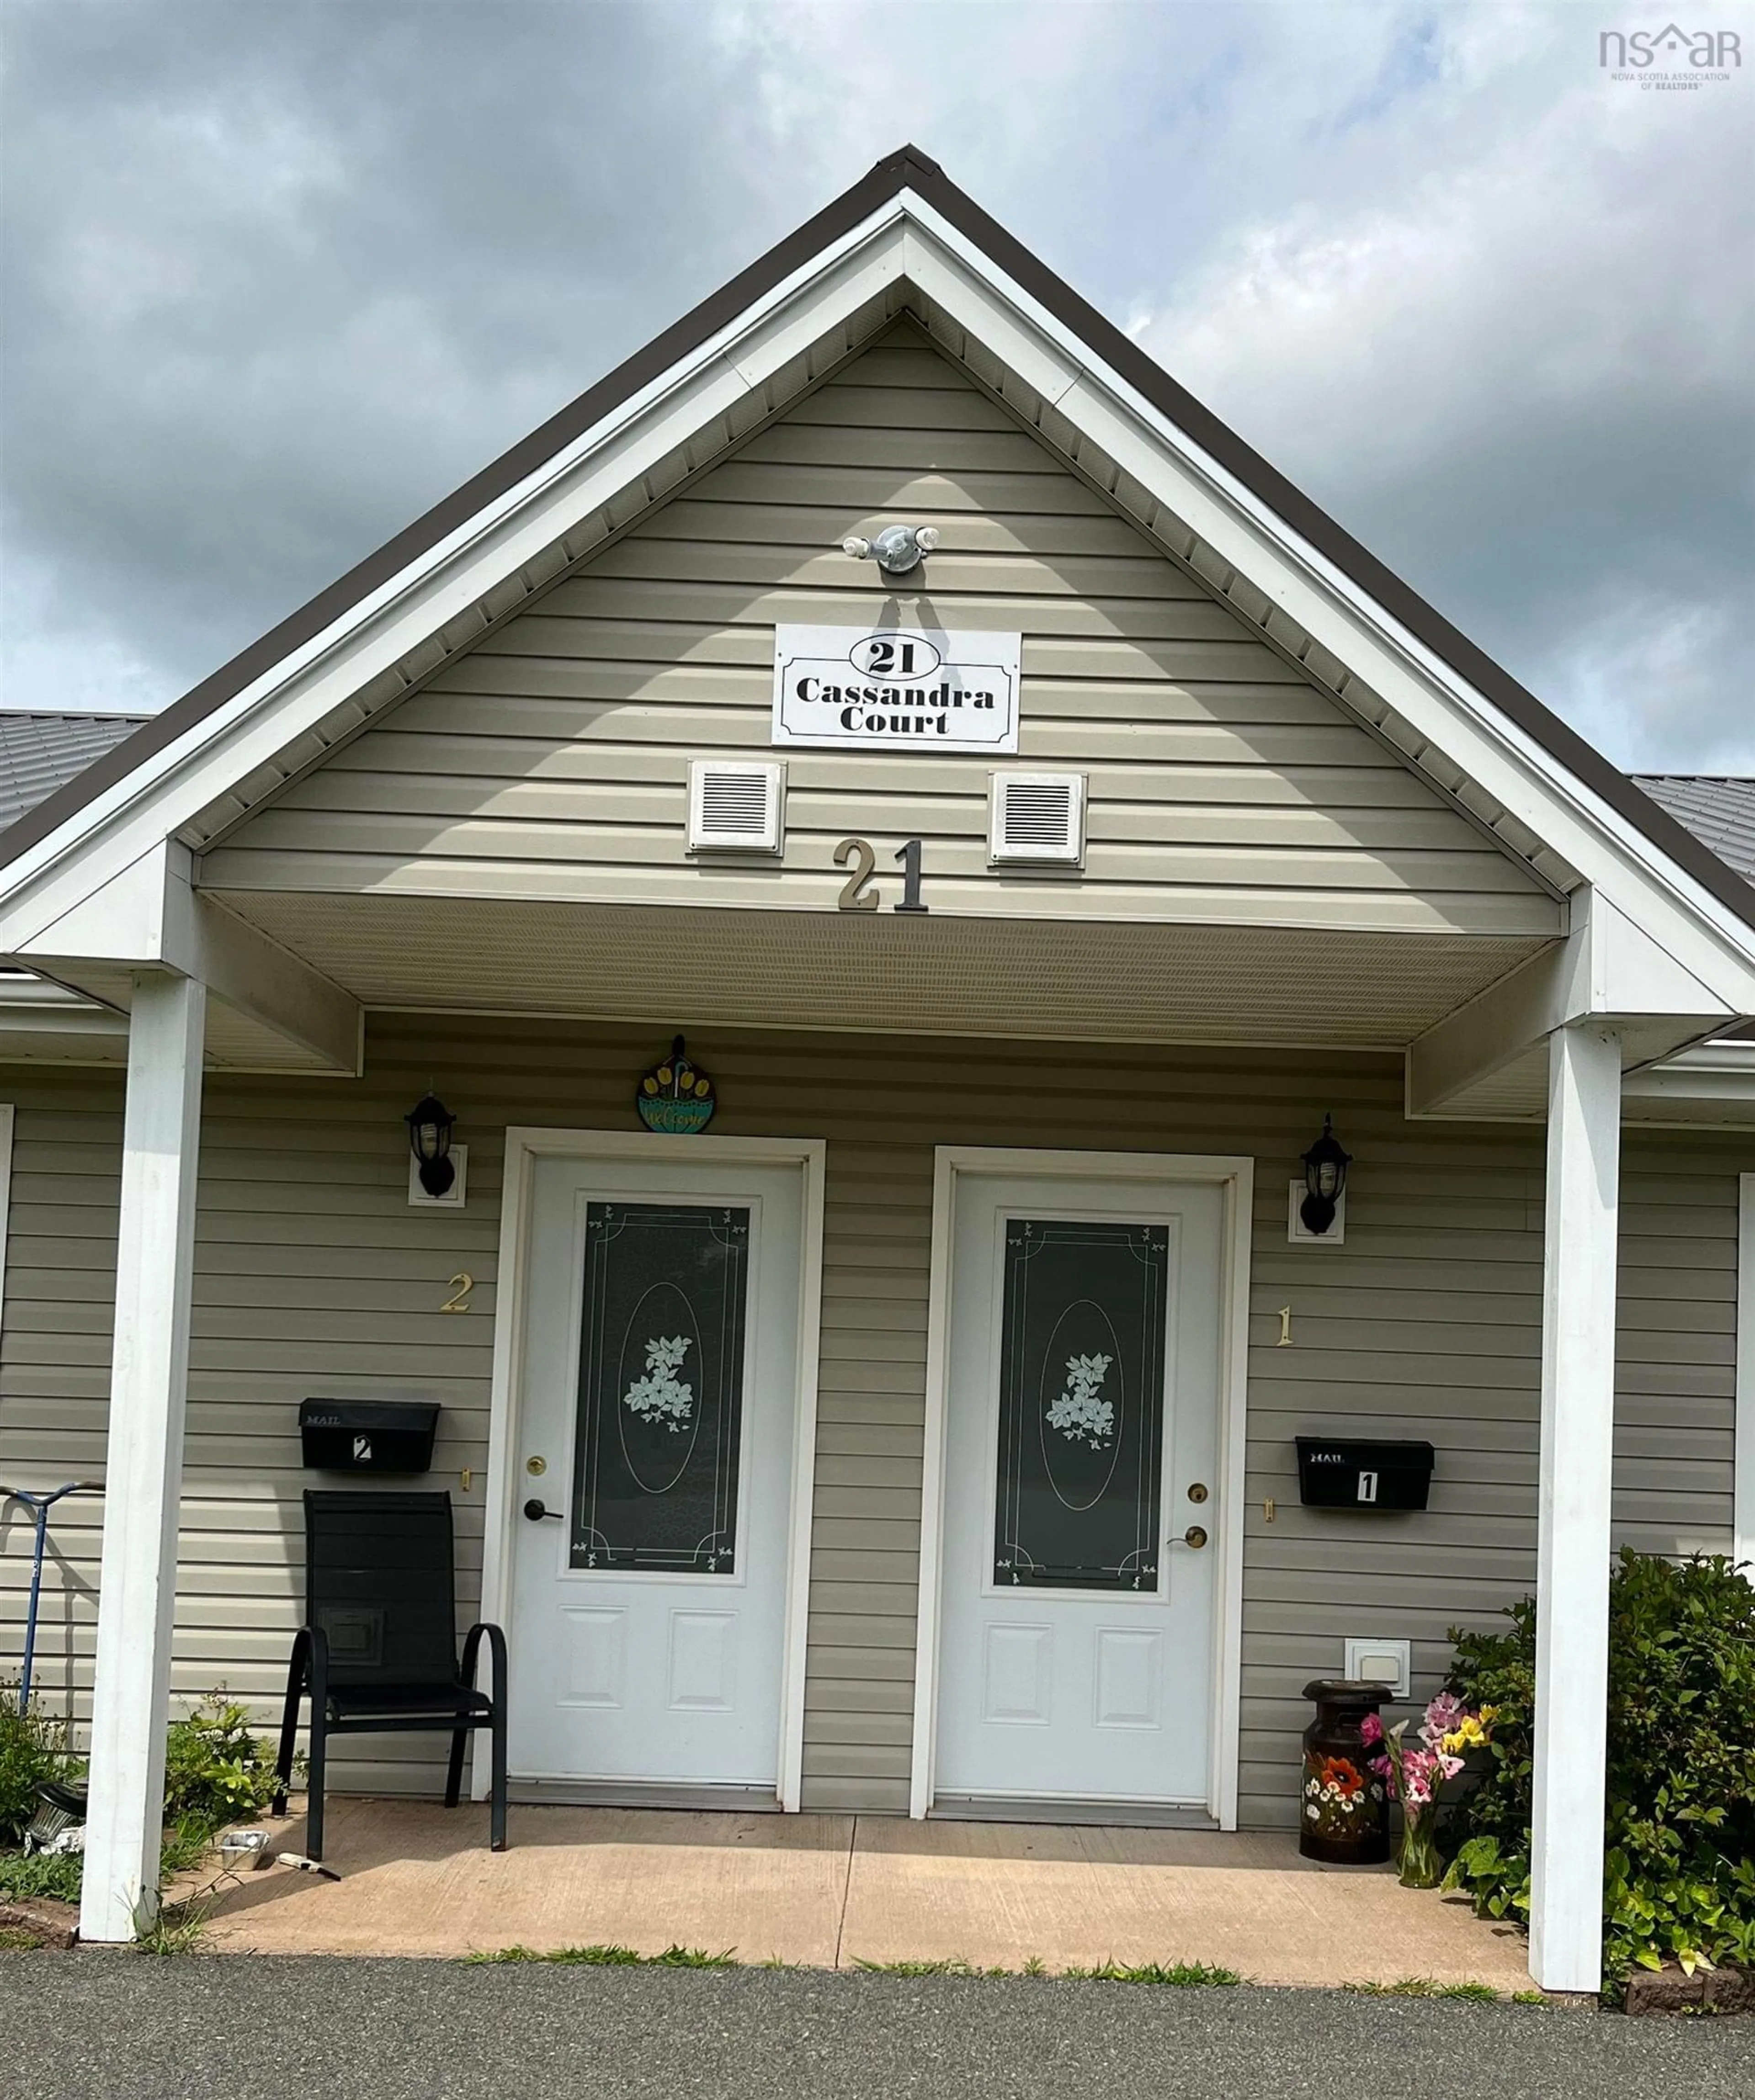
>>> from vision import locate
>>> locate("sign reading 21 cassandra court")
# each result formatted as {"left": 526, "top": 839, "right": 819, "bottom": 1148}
{"left": 771, "top": 625, "right": 1021, "bottom": 753}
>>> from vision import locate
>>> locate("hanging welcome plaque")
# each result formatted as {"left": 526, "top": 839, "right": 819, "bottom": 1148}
{"left": 771, "top": 624, "right": 1021, "bottom": 753}
{"left": 636, "top": 1034, "right": 716, "bottom": 1134}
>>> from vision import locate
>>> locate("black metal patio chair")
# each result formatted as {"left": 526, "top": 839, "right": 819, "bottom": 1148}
{"left": 272, "top": 1490, "right": 507, "bottom": 1861}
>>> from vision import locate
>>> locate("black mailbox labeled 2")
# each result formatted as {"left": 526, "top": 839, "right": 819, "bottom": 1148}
{"left": 1296, "top": 1437, "right": 1434, "bottom": 1511}
{"left": 300, "top": 1399, "right": 439, "bottom": 1474}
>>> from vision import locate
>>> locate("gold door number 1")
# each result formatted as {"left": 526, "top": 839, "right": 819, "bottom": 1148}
{"left": 835, "top": 838, "right": 928, "bottom": 914}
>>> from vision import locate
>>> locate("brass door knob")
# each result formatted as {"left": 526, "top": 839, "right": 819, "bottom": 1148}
{"left": 1183, "top": 1525, "right": 1209, "bottom": 1549}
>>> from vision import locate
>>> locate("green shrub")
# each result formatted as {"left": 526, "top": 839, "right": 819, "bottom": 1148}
{"left": 1445, "top": 1550, "right": 1755, "bottom": 1987}
{"left": 0, "top": 1847, "right": 82, "bottom": 1906}
{"left": 0, "top": 1690, "right": 79, "bottom": 1845}
{"left": 161, "top": 1694, "right": 284, "bottom": 1830}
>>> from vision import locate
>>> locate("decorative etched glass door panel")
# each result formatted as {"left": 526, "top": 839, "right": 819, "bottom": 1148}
{"left": 571, "top": 1203, "right": 750, "bottom": 1574}
{"left": 935, "top": 1170, "right": 1224, "bottom": 1809}
{"left": 994, "top": 1218, "right": 1169, "bottom": 1592}
{"left": 508, "top": 1156, "right": 801, "bottom": 1795}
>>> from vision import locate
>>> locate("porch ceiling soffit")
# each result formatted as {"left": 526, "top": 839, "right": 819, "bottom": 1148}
{"left": 207, "top": 886, "right": 1547, "bottom": 1052}
{"left": 0, "top": 973, "right": 342, "bottom": 1074}
{"left": 1, "top": 842, "right": 361, "bottom": 1074}
{"left": 1425, "top": 1037, "right": 1755, "bottom": 1129}
{"left": 5, "top": 150, "right": 1753, "bottom": 1027}
{"left": 1405, "top": 889, "right": 1744, "bottom": 1121}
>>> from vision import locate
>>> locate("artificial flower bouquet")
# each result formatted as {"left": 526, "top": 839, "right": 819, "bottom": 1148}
{"left": 1362, "top": 1692, "right": 1496, "bottom": 1887}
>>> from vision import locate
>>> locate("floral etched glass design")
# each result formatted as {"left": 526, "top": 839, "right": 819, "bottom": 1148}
{"left": 569, "top": 1202, "right": 749, "bottom": 1573}
{"left": 1045, "top": 1353, "right": 1115, "bottom": 1448}
{"left": 623, "top": 1335, "right": 695, "bottom": 1430}
{"left": 993, "top": 1217, "right": 1170, "bottom": 1591}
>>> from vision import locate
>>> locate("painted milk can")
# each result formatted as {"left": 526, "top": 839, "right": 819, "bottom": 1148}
{"left": 1299, "top": 1678, "right": 1391, "bottom": 1864}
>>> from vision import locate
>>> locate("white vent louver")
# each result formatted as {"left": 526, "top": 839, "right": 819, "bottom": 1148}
{"left": 989, "top": 771, "right": 1086, "bottom": 865}
{"left": 688, "top": 759, "right": 785, "bottom": 854}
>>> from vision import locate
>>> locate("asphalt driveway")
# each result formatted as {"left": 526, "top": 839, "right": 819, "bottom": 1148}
{"left": 3, "top": 1955, "right": 1751, "bottom": 2100}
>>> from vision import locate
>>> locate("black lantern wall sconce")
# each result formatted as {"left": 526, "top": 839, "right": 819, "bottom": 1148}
{"left": 1299, "top": 1113, "right": 1352, "bottom": 1237}
{"left": 406, "top": 1092, "right": 457, "bottom": 1198}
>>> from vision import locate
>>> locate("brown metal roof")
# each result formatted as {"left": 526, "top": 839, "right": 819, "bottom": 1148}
{"left": 5, "top": 143, "right": 1752, "bottom": 936}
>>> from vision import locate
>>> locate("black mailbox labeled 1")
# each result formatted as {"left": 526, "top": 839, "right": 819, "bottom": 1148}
{"left": 299, "top": 1399, "right": 439, "bottom": 1474}
{"left": 1296, "top": 1436, "right": 1434, "bottom": 1511}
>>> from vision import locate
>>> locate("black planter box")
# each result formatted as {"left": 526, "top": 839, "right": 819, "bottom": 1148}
{"left": 1296, "top": 1436, "right": 1435, "bottom": 1511}
{"left": 299, "top": 1399, "right": 439, "bottom": 1474}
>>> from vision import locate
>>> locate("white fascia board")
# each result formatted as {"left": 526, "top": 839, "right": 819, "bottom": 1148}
{"left": 0, "top": 971, "right": 128, "bottom": 1054}
{"left": 1404, "top": 889, "right": 1736, "bottom": 1117}
{"left": 0, "top": 204, "right": 913, "bottom": 942}
{"left": 10, "top": 840, "right": 188, "bottom": 962}
{"left": 900, "top": 196, "right": 1755, "bottom": 1006}
{"left": 1625, "top": 1041, "right": 1755, "bottom": 1103}
{"left": 0, "top": 973, "right": 111, "bottom": 1015}
{"left": 185, "top": 896, "right": 362, "bottom": 1073}
{"left": 12, "top": 840, "right": 361, "bottom": 1071}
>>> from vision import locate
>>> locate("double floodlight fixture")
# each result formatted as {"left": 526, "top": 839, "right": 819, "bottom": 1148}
{"left": 841, "top": 523, "right": 941, "bottom": 575}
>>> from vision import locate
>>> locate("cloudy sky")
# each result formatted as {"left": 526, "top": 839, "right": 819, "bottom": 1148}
{"left": 3, "top": 0, "right": 1751, "bottom": 769}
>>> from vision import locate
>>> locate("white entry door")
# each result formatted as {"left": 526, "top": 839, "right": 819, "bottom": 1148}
{"left": 934, "top": 1168, "right": 1225, "bottom": 1811}
{"left": 507, "top": 1149, "right": 805, "bottom": 1798}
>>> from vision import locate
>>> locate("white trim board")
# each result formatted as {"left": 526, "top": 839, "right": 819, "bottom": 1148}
{"left": 1737, "top": 1175, "right": 1754, "bottom": 1576}
{"left": 907, "top": 1144, "right": 1254, "bottom": 1827}
{"left": 474, "top": 1127, "right": 826, "bottom": 1812}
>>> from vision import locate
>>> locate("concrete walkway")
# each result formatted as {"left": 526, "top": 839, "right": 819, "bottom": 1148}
{"left": 190, "top": 1799, "right": 1534, "bottom": 1990}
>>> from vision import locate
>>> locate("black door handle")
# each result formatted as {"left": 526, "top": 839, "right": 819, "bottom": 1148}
{"left": 522, "top": 1498, "right": 562, "bottom": 1522}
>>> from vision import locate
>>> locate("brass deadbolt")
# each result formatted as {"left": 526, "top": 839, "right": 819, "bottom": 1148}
{"left": 526, "top": 1455, "right": 547, "bottom": 1477}
{"left": 1183, "top": 1525, "right": 1209, "bottom": 1550}
{"left": 1187, "top": 1482, "right": 1209, "bottom": 1504}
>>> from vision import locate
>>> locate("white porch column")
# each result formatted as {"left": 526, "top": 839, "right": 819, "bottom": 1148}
{"left": 1529, "top": 1020, "right": 1621, "bottom": 1993}
{"left": 79, "top": 970, "right": 206, "bottom": 1944}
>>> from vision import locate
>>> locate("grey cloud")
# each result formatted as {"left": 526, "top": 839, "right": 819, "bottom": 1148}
{"left": 3, "top": 1, "right": 1749, "bottom": 771}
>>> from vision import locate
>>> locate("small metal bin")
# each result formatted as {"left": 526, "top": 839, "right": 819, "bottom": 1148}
{"left": 1295, "top": 1436, "right": 1435, "bottom": 1511}
{"left": 299, "top": 1399, "right": 440, "bottom": 1474}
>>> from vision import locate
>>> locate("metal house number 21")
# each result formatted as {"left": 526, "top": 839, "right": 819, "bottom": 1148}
{"left": 835, "top": 837, "right": 928, "bottom": 915}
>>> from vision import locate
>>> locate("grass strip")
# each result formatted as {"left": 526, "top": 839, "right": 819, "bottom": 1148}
{"left": 1061, "top": 1960, "right": 1244, "bottom": 1987}
{"left": 1342, "top": 1977, "right": 1501, "bottom": 2001}
{"left": 463, "top": 1942, "right": 737, "bottom": 1967}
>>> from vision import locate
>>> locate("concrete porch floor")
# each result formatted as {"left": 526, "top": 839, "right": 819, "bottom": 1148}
{"left": 190, "top": 1800, "right": 1534, "bottom": 1990}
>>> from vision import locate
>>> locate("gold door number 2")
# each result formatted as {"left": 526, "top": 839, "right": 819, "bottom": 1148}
{"left": 441, "top": 1272, "right": 474, "bottom": 1314}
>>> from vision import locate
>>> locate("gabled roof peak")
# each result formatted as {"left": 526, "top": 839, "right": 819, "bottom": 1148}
{"left": 3, "top": 150, "right": 1750, "bottom": 939}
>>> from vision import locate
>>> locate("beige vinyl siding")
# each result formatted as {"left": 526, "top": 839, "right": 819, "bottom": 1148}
{"left": 0, "top": 1065, "right": 502, "bottom": 1795}
{"left": 200, "top": 324, "right": 1558, "bottom": 940}
{"left": 1612, "top": 1137, "right": 1742, "bottom": 1556}
{"left": 3, "top": 1022, "right": 1746, "bottom": 1818}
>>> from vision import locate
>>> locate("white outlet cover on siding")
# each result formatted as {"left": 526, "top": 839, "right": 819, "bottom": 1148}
{"left": 989, "top": 771, "right": 1085, "bottom": 864}
{"left": 1344, "top": 1637, "right": 1411, "bottom": 1700}
{"left": 409, "top": 1143, "right": 468, "bottom": 1208}
{"left": 1287, "top": 1179, "right": 1346, "bottom": 1244}
{"left": 688, "top": 759, "right": 785, "bottom": 854}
